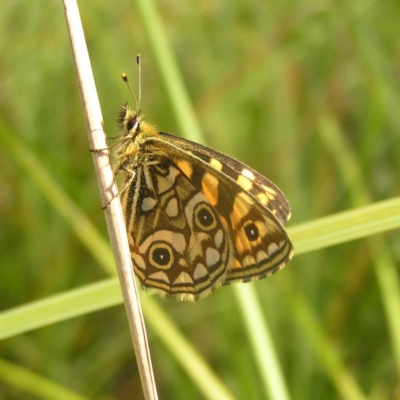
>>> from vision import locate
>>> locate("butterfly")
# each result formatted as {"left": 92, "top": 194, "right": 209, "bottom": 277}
{"left": 112, "top": 100, "right": 293, "bottom": 302}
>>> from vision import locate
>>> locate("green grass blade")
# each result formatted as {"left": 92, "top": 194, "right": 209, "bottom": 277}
{"left": 135, "top": 0, "right": 204, "bottom": 143}
{"left": 0, "top": 118, "right": 115, "bottom": 276}
{"left": 0, "top": 358, "right": 89, "bottom": 400}
{"left": 289, "top": 197, "right": 400, "bottom": 255}
{"left": 318, "top": 111, "right": 400, "bottom": 379}
{"left": 0, "top": 279, "right": 122, "bottom": 341}
{"left": 286, "top": 284, "right": 368, "bottom": 400}
{"left": 234, "top": 284, "right": 291, "bottom": 400}
{"left": 142, "top": 299, "right": 236, "bottom": 400}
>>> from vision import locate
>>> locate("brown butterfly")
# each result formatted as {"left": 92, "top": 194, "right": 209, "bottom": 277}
{"left": 112, "top": 100, "right": 293, "bottom": 302}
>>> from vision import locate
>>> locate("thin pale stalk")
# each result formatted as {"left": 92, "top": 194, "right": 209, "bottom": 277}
{"left": 62, "top": 1, "right": 157, "bottom": 399}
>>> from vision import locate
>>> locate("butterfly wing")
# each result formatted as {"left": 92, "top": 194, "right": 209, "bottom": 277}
{"left": 120, "top": 153, "right": 233, "bottom": 301}
{"left": 121, "top": 152, "right": 292, "bottom": 299}
{"left": 220, "top": 190, "right": 292, "bottom": 285}
{"left": 160, "top": 132, "right": 291, "bottom": 225}
{"left": 165, "top": 152, "right": 293, "bottom": 286}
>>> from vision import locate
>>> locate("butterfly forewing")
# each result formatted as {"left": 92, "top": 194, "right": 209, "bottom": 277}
{"left": 115, "top": 104, "right": 293, "bottom": 301}
{"left": 160, "top": 132, "right": 291, "bottom": 225}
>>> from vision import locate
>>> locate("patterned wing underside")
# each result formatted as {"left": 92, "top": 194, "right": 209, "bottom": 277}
{"left": 186, "top": 159, "right": 293, "bottom": 285}
{"left": 121, "top": 150, "right": 293, "bottom": 300}
{"left": 121, "top": 154, "right": 232, "bottom": 301}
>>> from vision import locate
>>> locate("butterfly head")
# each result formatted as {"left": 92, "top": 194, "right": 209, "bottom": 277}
{"left": 118, "top": 103, "right": 158, "bottom": 141}
{"left": 118, "top": 103, "right": 140, "bottom": 137}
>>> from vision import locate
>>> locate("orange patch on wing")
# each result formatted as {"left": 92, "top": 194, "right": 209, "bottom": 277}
{"left": 201, "top": 172, "right": 219, "bottom": 206}
{"left": 175, "top": 159, "right": 193, "bottom": 179}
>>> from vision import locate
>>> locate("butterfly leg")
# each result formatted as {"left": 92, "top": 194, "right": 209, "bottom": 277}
{"left": 89, "top": 138, "right": 122, "bottom": 153}
{"left": 101, "top": 163, "right": 136, "bottom": 209}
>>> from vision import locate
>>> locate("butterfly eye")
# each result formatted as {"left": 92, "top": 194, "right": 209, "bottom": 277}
{"left": 244, "top": 221, "right": 259, "bottom": 242}
{"left": 127, "top": 118, "right": 137, "bottom": 132}
{"left": 148, "top": 242, "right": 174, "bottom": 270}
{"left": 194, "top": 203, "right": 217, "bottom": 231}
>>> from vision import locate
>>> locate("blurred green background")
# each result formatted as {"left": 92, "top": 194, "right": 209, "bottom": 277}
{"left": 1, "top": 0, "right": 400, "bottom": 399}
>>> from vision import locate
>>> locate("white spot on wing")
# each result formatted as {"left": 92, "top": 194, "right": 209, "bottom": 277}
{"left": 256, "top": 250, "right": 268, "bottom": 263}
{"left": 205, "top": 247, "right": 220, "bottom": 267}
{"left": 149, "top": 271, "right": 169, "bottom": 283}
{"left": 165, "top": 197, "right": 179, "bottom": 217}
{"left": 142, "top": 197, "right": 157, "bottom": 211}
{"left": 242, "top": 255, "right": 256, "bottom": 267}
{"left": 157, "top": 167, "right": 180, "bottom": 194}
{"left": 173, "top": 271, "right": 193, "bottom": 285}
{"left": 242, "top": 168, "right": 255, "bottom": 180}
{"left": 267, "top": 242, "right": 279, "bottom": 256}
{"left": 194, "top": 263, "right": 208, "bottom": 279}
{"left": 214, "top": 229, "right": 224, "bottom": 249}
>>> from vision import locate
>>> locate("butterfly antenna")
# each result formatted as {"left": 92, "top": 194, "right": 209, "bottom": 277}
{"left": 136, "top": 54, "right": 142, "bottom": 112}
{"left": 121, "top": 58, "right": 141, "bottom": 115}
{"left": 121, "top": 73, "right": 139, "bottom": 114}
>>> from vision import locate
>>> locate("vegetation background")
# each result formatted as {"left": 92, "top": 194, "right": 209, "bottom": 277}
{"left": 0, "top": 0, "right": 399, "bottom": 399}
